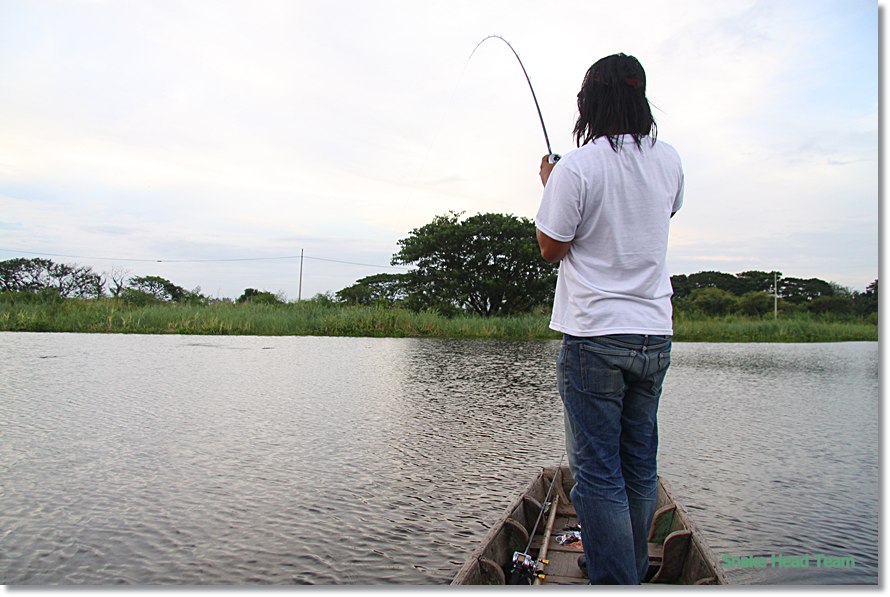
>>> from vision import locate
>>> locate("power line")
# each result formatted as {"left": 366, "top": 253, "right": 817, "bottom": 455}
{"left": 0, "top": 247, "right": 411, "bottom": 270}
{"left": 304, "top": 255, "right": 411, "bottom": 270}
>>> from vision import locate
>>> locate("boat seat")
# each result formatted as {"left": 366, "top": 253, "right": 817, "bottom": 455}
{"left": 648, "top": 504, "right": 678, "bottom": 544}
{"left": 647, "top": 530, "right": 692, "bottom": 583}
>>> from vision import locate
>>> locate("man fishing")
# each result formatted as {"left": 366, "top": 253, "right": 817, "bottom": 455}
{"left": 535, "top": 53, "right": 684, "bottom": 584}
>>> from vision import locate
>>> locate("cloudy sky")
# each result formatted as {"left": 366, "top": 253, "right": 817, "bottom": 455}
{"left": 0, "top": 0, "right": 879, "bottom": 300}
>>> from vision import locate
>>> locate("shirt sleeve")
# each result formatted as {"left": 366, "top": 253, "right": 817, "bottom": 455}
{"left": 534, "top": 162, "right": 582, "bottom": 243}
{"left": 671, "top": 159, "right": 685, "bottom": 214}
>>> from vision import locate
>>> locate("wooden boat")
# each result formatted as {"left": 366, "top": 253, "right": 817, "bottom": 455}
{"left": 451, "top": 465, "right": 728, "bottom": 585}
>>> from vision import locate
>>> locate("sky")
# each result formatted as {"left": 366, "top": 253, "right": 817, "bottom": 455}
{"left": 0, "top": 0, "right": 880, "bottom": 301}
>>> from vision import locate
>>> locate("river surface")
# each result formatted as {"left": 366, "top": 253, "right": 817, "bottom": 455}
{"left": 0, "top": 333, "right": 878, "bottom": 585}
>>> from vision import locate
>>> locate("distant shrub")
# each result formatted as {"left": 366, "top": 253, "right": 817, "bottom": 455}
{"left": 236, "top": 288, "right": 284, "bottom": 305}
{"left": 119, "top": 288, "right": 163, "bottom": 306}
{"left": 689, "top": 287, "right": 738, "bottom": 316}
{"left": 738, "top": 292, "right": 774, "bottom": 317}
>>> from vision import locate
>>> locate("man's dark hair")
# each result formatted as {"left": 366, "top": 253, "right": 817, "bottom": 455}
{"left": 572, "top": 53, "right": 656, "bottom": 151}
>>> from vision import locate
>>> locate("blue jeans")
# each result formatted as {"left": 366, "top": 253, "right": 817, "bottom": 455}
{"left": 557, "top": 334, "right": 671, "bottom": 584}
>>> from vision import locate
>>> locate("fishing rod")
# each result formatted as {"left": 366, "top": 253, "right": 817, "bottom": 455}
{"left": 469, "top": 35, "right": 561, "bottom": 164}
{"left": 509, "top": 454, "right": 566, "bottom": 584}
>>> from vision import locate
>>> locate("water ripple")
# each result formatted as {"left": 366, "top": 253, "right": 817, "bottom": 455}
{"left": 0, "top": 334, "right": 878, "bottom": 585}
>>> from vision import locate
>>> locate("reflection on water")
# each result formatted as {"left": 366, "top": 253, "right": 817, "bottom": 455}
{"left": 0, "top": 334, "right": 878, "bottom": 584}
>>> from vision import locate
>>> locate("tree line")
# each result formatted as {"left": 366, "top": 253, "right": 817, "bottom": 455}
{"left": 0, "top": 258, "right": 204, "bottom": 304}
{"left": 335, "top": 212, "right": 877, "bottom": 318}
{"left": 0, "top": 257, "right": 292, "bottom": 305}
{"left": 671, "top": 272, "right": 877, "bottom": 317}
{"left": 0, "top": 211, "right": 878, "bottom": 319}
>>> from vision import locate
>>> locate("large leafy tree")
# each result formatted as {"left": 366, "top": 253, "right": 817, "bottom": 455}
{"left": 686, "top": 271, "right": 746, "bottom": 295}
{"left": 0, "top": 258, "right": 54, "bottom": 293}
{"left": 336, "top": 273, "right": 407, "bottom": 307}
{"left": 391, "top": 211, "right": 558, "bottom": 317}
{"left": 0, "top": 257, "right": 104, "bottom": 298}
{"left": 735, "top": 270, "right": 782, "bottom": 295}
{"left": 778, "top": 277, "right": 835, "bottom": 304}
{"left": 127, "top": 275, "right": 205, "bottom": 304}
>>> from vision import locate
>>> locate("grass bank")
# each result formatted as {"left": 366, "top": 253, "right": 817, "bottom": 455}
{"left": 0, "top": 298, "right": 557, "bottom": 339}
{"left": 0, "top": 297, "right": 877, "bottom": 341}
{"left": 673, "top": 313, "right": 877, "bottom": 342}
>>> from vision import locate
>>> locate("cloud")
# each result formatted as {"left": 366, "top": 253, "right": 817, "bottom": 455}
{"left": 0, "top": 0, "right": 878, "bottom": 298}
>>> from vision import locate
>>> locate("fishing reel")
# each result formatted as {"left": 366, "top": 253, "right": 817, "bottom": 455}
{"left": 509, "top": 551, "right": 545, "bottom": 585}
{"left": 547, "top": 153, "right": 561, "bottom": 164}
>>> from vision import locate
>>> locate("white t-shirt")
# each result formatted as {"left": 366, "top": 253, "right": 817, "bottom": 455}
{"left": 535, "top": 135, "right": 684, "bottom": 337}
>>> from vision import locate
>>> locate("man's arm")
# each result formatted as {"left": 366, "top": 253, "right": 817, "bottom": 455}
{"left": 537, "top": 155, "right": 573, "bottom": 262}
{"left": 537, "top": 229, "right": 572, "bottom": 263}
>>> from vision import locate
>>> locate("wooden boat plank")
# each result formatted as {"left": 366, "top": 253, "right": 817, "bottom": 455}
{"left": 539, "top": 551, "right": 585, "bottom": 582}
{"left": 529, "top": 541, "right": 584, "bottom": 554}
{"left": 542, "top": 574, "right": 588, "bottom": 585}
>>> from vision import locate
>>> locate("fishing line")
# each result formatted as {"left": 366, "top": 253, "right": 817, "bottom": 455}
{"left": 469, "top": 35, "right": 561, "bottom": 164}
{"left": 411, "top": 35, "right": 560, "bottom": 190}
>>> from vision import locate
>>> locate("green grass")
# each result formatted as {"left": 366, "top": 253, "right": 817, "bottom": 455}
{"left": 673, "top": 313, "right": 877, "bottom": 342}
{"left": 0, "top": 298, "right": 561, "bottom": 339}
{"left": 0, "top": 296, "right": 877, "bottom": 342}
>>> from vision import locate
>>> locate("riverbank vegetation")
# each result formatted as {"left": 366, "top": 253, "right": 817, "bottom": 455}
{"left": 0, "top": 211, "right": 878, "bottom": 342}
{"left": 0, "top": 291, "right": 877, "bottom": 342}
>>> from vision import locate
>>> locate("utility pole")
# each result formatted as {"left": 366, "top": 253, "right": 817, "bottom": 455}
{"left": 298, "top": 248, "right": 304, "bottom": 302}
{"left": 774, "top": 271, "right": 778, "bottom": 319}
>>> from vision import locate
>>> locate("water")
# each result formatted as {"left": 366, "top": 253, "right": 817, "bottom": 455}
{"left": 0, "top": 333, "right": 878, "bottom": 585}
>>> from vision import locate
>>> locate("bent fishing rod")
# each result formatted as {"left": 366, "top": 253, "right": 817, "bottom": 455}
{"left": 469, "top": 35, "right": 561, "bottom": 164}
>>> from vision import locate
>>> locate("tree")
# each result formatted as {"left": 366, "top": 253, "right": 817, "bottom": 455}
{"left": 391, "top": 212, "right": 558, "bottom": 317}
{"left": 119, "top": 287, "right": 162, "bottom": 305}
{"left": 0, "top": 258, "right": 53, "bottom": 292}
{"left": 337, "top": 273, "right": 407, "bottom": 307}
{"left": 737, "top": 291, "right": 774, "bottom": 317}
{"left": 687, "top": 271, "right": 744, "bottom": 295}
{"left": 48, "top": 262, "right": 105, "bottom": 298}
{"left": 236, "top": 288, "right": 283, "bottom": 305}
{"left": 670, "top": 274, "right": 692, "bottom": 300}
{"left": 735, "top": 270, "right": 782, "bottom": 295}
{"left": 672, "top": 270, "right": 782, "bottom": 299}
{"left": 853, "top": 279, "right": 878, "bottom": 315}
{"left": 309, "top": 292, "right": 337, "bottom": 306}
{"left": 0, "top": 257, "right": 103, "bottom": 298}
{"left": 107, "top": 267, "right": 130, "bottom": 297}
{"left": 129, "top": 275, "right": 189, "bottom": 302}
{"left": 688, "top": 287, "right": 738, "bottom": 316}
{"left": 778, "top": 277, "right": 834, "bottom": 304}
{"left": 807, "top": 295, "right": 853, "bottom": 315}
